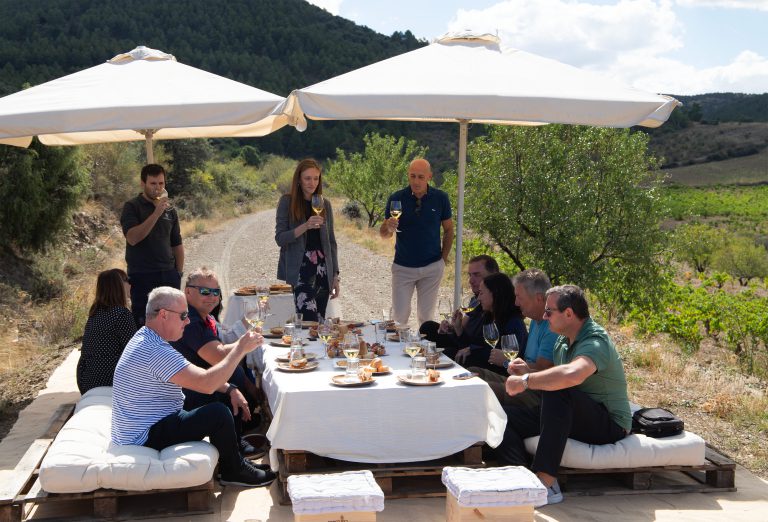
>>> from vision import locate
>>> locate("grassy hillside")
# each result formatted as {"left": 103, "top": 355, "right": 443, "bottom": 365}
{"left": 664, "top": 146, "right": 768, "bottom": 186}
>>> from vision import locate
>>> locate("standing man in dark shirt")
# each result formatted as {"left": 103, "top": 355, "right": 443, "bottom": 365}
{"left": 380, "top": 158, "right": 454, "bottom": 326}
{"left": 121, "top": 164, "right": 184, "bottom": 326}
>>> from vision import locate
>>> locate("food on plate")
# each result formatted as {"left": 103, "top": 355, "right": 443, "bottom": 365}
{"left": 290, "top": 358, "right": 308, "bottom": 369}
{"left": 428, "top": 369, "right": 440, "bottom": 382}
{"left": 369, "top": 342, "right": 387, "bottom": 356}
{"left": 366, "top": 357, "right": 390, "bottom": 373}
{"left": 270, "top": 327, "right": 284, "bottom": 336}
{"left": 270, "top": 283, "right": 292, "bottom": 292}
{"left": 358, "top": 367, "right": 374, "bottom": 382}
{"left": 281, "top": 335, "right": 292, "bottom": 345}
{"left": 308, "top": 328, "right": 319, "bottom": 338}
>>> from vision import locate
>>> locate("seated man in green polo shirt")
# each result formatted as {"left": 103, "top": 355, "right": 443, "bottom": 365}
{"left": 496, "top": 284, "right": 631, "bottom": 506}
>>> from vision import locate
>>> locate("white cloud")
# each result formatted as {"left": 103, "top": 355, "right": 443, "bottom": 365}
{"left": 448, "top": 0, "right": 768, "bottom": 94}
{"left": 305, "top": 0, "right": 343, "bottom": 15}
{"left": 676, "top": 0, "right": 768, "bottom": 11}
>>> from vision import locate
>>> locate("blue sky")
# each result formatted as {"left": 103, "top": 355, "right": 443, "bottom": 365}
{"left": 306, "top": 0, "right": 768, "bottom": 95}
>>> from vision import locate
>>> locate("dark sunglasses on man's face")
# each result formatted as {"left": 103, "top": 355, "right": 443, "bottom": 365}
{"left": 187, "top": 285, "right": 222, "bottom": 297}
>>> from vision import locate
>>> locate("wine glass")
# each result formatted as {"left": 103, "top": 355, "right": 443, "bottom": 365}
{"left": 461, "top": 293, "right": 477, "bottom": 314}
{"left": 244, "top": 301, "right": 263, "bottom": 331}
{"left": 483, "top": 323, "right": 500, "bottom": 349}
{"left": 389, "top": 200, "right": 402, "bottom": 233}
{"left": 342, "top": 333, "right": 360, "bottom": 382}
{"left": 318, "top": 318, "right": 333, "bottom": 359}
{"left": 500, "top": 334, "right": 520, "bottom": 362}
{"left": 311, "top": 194, "right": 324, "bottom": 216}
{"left": 404, "top": 332, "right": 423, "bottom": 377}
{"left": 438, "top": 297, "right": 453, "bottom": 321}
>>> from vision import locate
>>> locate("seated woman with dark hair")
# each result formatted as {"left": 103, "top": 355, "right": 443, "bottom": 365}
{"left": 454, "top": 272, "right": 528, "bottom": 374}
{"left": 76, "top": 268, "right": 137, "bottom": 394}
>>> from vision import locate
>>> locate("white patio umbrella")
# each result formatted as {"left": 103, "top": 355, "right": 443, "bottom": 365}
{"left": 0, "top": 46, "right": 289, "bottom": 162}
{"left": 277, "top": 31, "right": 681, "bottom": 306}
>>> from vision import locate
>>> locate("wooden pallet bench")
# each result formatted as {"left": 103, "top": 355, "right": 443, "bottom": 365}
{"left": 276, "top": 443, "right": 486, "bottom": 504}
{"left": 555, "top": 444, "right": 737, "bottom": 497}
{"left": 0, "top": 403, "right": 214, "bottom": 521}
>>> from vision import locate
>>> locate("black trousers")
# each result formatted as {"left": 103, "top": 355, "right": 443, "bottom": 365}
{"left": 128, "top": 269, "right": 182, "bottom": 326}
{"left": 419, "top": 321, "right": 460, "bottom": 357}
{"left": 496, "top": 387, "right": 627, "bottom": 476}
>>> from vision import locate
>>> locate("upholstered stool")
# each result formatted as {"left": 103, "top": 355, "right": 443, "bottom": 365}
{"left": 441, "top": 466, "right": 547, "bottom": 521}
{"left": 287, "top": 470, "right": 385, "bottom": 522}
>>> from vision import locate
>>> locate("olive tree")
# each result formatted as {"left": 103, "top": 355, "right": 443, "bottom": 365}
{"left": 326, "top": 133, "right": 427, "bottom": 227}
{"left": 672, "top": 223, "right": 728, "bottom": 274}
{"left": 462, "top": 124, "right": 667, "bottom": 313}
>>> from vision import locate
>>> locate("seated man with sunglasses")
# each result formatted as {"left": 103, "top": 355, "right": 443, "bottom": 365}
{"left": 171, "top": 268, "right": 265, "bottom": 459}
{"left": 112, "top": 286, "right": 275, "bottom": 487}
{"left": 496, "top": 285, "right": 631, "bottom": 506}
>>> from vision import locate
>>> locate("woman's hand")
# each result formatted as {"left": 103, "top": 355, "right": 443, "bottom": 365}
{"left": 304, "top": 215, "right": 325, "bottom": 231}
{"left": 455, "top": 347, "right": 471, "bottom": 365}
{"left": 330, "top": 274, "right": 341, "bottom": 299}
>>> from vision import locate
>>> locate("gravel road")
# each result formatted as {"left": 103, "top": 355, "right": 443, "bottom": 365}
{"left": 183, "top": 209, "right": 418, "bottom": 323}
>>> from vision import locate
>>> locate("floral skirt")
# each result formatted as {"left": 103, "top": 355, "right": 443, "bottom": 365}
{"left": 294, "top": 249, "right": 330, "bottom": 321}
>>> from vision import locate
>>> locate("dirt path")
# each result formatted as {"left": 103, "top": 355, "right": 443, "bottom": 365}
{"left": 183, "top": 208, "right": 402, "bottom": 322}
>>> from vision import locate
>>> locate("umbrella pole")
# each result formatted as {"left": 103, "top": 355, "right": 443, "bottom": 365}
{"left": 145, "top": 131, "right": 154, "bottom": 163}
{"left": 454, "top": 120, "right": 468, "bottom": 309}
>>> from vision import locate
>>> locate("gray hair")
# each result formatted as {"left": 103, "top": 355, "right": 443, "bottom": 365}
{"left": 512, "top": 269, "right": 551, "bottom": 296}
{"left": 545, "top": 285, "right": 590, "bottom": 320}
{"left": 145, "top": 287, "right": 185, "bottom": 319}
{"left": 185, "top": 266, "right": 218, "bottom": 288}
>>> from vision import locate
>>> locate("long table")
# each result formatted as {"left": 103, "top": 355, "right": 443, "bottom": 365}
{"left": 252, "top": 325, "right": 507, "bottom": 468}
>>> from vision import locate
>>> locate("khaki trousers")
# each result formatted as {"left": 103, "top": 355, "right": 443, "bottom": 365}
{"left": 391, "top": 259, "right": 445, "bottom": 326}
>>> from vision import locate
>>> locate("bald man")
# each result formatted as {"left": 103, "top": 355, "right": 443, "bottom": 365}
{"left": 380, "top": 158, "right": 454, "bottom": 325}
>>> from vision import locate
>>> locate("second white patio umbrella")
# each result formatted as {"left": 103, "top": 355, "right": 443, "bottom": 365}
{"left": 0, "top": 46, "right": 289, "bottom": 162}
{"left": 277, "top": 31, "right": 680, "bottom": 305}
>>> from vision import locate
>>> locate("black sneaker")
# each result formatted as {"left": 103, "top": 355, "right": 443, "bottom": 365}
{"left": 239, "top": 436, "right": 267, "bottom": 459}
{"left": 219, "top": 461, "right": 276, "bottom": 487}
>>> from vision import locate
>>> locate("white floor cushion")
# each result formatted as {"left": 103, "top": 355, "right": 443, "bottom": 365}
{"left": 523, "top": 431, "right": 706, "bottom": 469}
{"left": 39, "top": 387, "right": 218, "bottom": 493}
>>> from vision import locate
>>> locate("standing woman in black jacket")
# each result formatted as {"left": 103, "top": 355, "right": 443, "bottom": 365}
{"left": 275, "top": 159, "right": 340, "bottom": 321}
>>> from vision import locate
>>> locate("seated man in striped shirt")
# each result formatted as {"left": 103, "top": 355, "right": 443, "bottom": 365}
{"left": 111, "top": 286, "right": 275, "bottom": 488}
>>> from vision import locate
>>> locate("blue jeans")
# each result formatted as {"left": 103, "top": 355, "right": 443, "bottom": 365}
{"left": 497, "top": 387, "right": 627, "bottom": 476}
{"left": 128, "top": 269, "right": 182, "bottom": 326}
{"left": 144, "top": 403, "right": 242, "bottom": 475}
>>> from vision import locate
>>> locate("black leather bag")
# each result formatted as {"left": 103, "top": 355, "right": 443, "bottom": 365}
{"left": 631, "top": 408, "right": 684, "bottom": 438}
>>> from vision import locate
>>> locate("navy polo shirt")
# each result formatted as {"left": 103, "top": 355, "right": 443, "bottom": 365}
{"left": 385, "top": 185, "right": 452, "bottom": 268}
{"left": 171, "top": 307, "right": 218, "bottom": 369}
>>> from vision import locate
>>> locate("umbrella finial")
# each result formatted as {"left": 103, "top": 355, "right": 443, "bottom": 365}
{"left": 108, "top": 46, "right": 177, "bottom": 64}
{"left": 436, "top": 31, "right": 500, "bottom": 46}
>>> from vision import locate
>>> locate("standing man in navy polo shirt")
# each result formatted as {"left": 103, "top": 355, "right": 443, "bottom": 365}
{"left": 380, "top": 158, "right": 454, "bottom": 325}
{"left": 121, "top": 164, "right": 184, "bottom": 326}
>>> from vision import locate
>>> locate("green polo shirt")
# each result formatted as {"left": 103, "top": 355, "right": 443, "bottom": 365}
{"left": 553, "top": 318, "right": 632, "bottom": 431}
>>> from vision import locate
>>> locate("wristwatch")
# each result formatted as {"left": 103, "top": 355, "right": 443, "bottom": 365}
{"left": 521, "top": 373, "right": 530, "bottom": 390}
{"left": 225, "top": 383, "right": 238, "bottom": 396}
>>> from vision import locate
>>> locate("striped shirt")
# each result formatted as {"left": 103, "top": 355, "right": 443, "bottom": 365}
{"left": 111, "top": 326, "right": 190, "bottom": 445}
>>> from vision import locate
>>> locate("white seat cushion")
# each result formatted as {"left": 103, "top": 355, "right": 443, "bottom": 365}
{"left": 287, "top": 470, "right": 385, "bottom": 515}
{"left": 39, "top": 387, "right": 218, "bottom": 493}
{"left": 441, "top": 466, "right": 547, "bottom": 507}
{"left": 523, "top": 431, "right": 706, "bottom": 469}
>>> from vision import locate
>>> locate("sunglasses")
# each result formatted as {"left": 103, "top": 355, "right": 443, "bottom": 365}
{"left": 187, "top": 285, "right": 222, "bottom": 297}
{"left": 543, "top": 307, "right": 560, "bottom": 317}
{"left": 415, "top": 198, "right": 422, "bottom": 214}
{"left": 158, "top": 309, "right": 189, "bottom": 321}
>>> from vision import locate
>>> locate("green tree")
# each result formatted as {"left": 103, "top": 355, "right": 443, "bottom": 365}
{"left": 326, "top": 133, "right": 427, "bottom": 227}
{"left": 672, "top": 223, "right": 728, "bottom": 273}
{"left": 0, "top": 140, "right": 89, "bottom": 252}
{"left": 712, "top": 236, "right": 768, "bottom": 286}
{"left": 463, "top": 125, "right": 666, "bottom": 313}
{"left": 162, "top": 139, "right": 214, "bottom": 194}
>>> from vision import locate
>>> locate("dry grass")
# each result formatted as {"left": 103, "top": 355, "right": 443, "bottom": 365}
{"left": 612, "top": 323, "right": 768, "bottom": 479}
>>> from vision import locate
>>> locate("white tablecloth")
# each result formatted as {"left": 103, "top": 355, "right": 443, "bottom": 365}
{"left": 222, "top": 293, "right": 294, "bottom": 330}
{"left": 254, "top": 325, "right": 507, "bottom": 466}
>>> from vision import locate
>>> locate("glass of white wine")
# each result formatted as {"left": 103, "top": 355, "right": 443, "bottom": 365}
{"left": 342, "top": 333, "right": 361, "bottom": 382}
{"left": 461, "top": 293, "right": 476, "bottom": 314}
{"left": 500, "top": 334, "right": 520, "bottom": 362}
{"left": 311, "top": 193, "right": 324, "bottom": 216}
{"left": 483, "top": 323, "right": 500, "bottom": 349}
{"left": 318, "top": 318, "right": 333, "bottom": 360}
{"left": 404, "top": 332, "right": 423, "bottom": 377}
{"left": 244, "top": 302, "right": 263, "bottom": 331}
{"left": 390, "top": 200, "right": 402, "bottom": 233}
{"left": 438, "top": 296, "right": 452, "bottom": 321}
